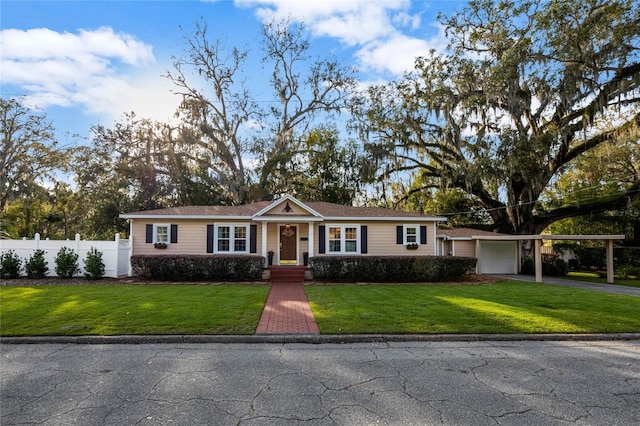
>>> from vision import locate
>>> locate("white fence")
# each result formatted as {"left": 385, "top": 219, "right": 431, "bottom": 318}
{"left": 0, "top": 234, "right": 130, "bottom": 278}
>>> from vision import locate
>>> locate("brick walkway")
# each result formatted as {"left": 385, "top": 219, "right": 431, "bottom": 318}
{"left": 255, "top": 282, "right": 320, "bottom": 335}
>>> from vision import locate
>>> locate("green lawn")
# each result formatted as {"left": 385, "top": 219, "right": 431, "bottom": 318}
{"left": 0, "top": 285, "right": 270, "bottom": 336}
{"left": 566, "top": 271, "right": 640, "bottom": 288}
{"left": 3, "top": 281, "right": 639, "bottom": 336}
{"left": 305, "top": 281, "right": 640, "bottom": 334}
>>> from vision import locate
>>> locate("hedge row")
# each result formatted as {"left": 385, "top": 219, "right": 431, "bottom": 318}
{"left": 521, "top": 257, "right": 569, "bottom": 276}
{"left": 131, "top": 255, "right": 265, "bottom": 281}
{"left": 308, "top": 256, "right": 477, "bottom": 282}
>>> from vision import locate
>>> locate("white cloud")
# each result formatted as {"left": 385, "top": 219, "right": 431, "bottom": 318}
{"left": 393, "top": 11, "right": 422, "bottom": 30}
{"left": 235, "top": 0, "right": 445, "bottom": 76}
{"left": 0, "top": 26, "right": 177, "bottom": 122}
{"left": 357, "top": 24, "right": 448, "bottom": 75}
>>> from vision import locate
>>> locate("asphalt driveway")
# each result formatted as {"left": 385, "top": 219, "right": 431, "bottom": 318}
{"left": 492, "top": 274, "right": 640, "bottom": 297}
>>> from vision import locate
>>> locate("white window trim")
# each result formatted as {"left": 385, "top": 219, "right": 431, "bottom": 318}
{"left": 403, "top": 224, "right": 420, "bottom": 245}
{"left": 326, "top": 224, "right": 361, "bottom": 255}
{"left": 153, "top": 223, "right": 171, "bottom": 244}
{"left": 214, "top": 223, "right": 249, "bottom": 254}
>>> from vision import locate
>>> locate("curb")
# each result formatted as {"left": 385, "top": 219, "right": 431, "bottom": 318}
{"left": 2, "top": 333, "right": 640, "bottom": 345}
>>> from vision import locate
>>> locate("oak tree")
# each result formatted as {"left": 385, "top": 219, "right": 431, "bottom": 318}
{"left": 356, "top": 0, "right": 639, "bottom": 234}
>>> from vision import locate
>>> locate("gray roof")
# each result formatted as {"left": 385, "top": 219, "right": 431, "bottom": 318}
{"left": 120, "top": 198, "right": 445, "bottom": 221}
{"left": 437, "top": 227, "right": 512, "bottom": 238}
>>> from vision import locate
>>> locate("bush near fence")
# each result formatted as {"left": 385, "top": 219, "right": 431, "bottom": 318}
{"left": 131, "top": 255, "right": 266, "bottom": 281}
{"left": 0, "top": 234, "right": 129, "bottom": 278}
{"left": 308, "top": 256, "right": 477, "bottom": 282}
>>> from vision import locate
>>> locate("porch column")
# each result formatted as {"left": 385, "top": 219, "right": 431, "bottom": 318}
{"left": 433, "top": 223, "right": 438, "bottom": 255}
{"left": 307, "top": 222, "right": 314, "bottom": 258}
{"left": 606, "top": 239, "right": 614, "bottom": 284}
{"left": 475, "top": 239, "right": 481, "bottom": 274}
{"left": 261, "top": 222, "right": 268, "bottom": 267}
{"left": 534, "top": 239, "right": 542, "bottom": 283}
{"left": 128, "top": 220, "right": 134, "bottom": 277}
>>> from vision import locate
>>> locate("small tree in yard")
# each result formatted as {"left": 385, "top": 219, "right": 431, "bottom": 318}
{"left": 0, "top": 250, "right": 22, "bottom": 279}
{"left": 55, "top": 247, "right": 79, "bottom": 278}
{"left": 25, "top": 250, "right": 48, "bottom": 279}
{"left": 84, "top": 247, "right": 105, "bottom": 280}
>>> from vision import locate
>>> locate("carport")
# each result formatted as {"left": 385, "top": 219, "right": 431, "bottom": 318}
{"left": 473, "top": 235, "right": 625, "bottom": 284}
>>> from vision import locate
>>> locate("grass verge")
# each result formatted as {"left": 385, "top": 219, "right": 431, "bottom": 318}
{"left": 305, "top": 281, "right": 640, "bottom": 334}
{"left": 0, "top": 285, "right": 270, "bottom": 336}
{"left": 566, "top": 271, "right": 640, "bottom": 288}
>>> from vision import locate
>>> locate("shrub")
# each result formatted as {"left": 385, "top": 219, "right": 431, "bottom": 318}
{"left": 614, "top": 247, "right": 640, "bottom": 268}
{"left": 55, "top": 247, "right": 79, "bottom": 278}
{"left": 84, "top": 247, "right": 105, "bottom": 280}
{"left": 521, "top": 256, "right": 568, "bottom": 276}
{"left": 545, "top": 258, "right": 569, "bottom": 276}
{"left": 130, "top": 255, "right": 265, "bottom": 281}
{"left": 308, "top": 256, "right": 477, "bottom": 282}
{"left": 1, "top": 250, "right": 22, "bottom": 279}
{"left": 25, "top": 250, "right": 48, "bottom": 279}
{"left": 574, "top": 247, "right": 606, "bottom": 270}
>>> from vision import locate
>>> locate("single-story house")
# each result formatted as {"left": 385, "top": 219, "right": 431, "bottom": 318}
{"left": 436, "top": 228, "right": 520, "bottom": 275}
{"left": 120, "top": 195, "right": 447, "bottom": 271}
{"left": 120, "top": 195, "right": 624, "bottom": 282}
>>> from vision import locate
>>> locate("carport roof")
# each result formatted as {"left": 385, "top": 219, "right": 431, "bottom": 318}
{"left": 437, "top": 227, "right": 511, "bottom": 239}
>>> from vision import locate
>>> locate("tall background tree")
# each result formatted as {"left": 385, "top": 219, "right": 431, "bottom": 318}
{"left": 0, "top": 98, "right": 69, "bottom": 211}
{"left": 254, "top": 20, "right": 357, "bottom": 198}
{"left": 0, "top": 98, "right": 72, "bottom": 238}
{"left": 166, "top": 19, "right": 259, "bottom": 205}
{"left": 356, "top": 0, "right": 640, "bottom": 235}
{"left": 288, "top": 126, "right": 372, "bottom": 205}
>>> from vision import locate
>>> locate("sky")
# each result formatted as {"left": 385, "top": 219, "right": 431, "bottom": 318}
{"left": 1, "top": 0, "right": 467, "bottom": 145}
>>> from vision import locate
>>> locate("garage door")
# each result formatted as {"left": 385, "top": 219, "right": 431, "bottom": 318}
{"left": 480, "top": 241, "right": 517, "bottom": 274}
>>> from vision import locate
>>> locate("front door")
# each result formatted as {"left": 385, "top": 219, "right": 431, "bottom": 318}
{"left": 279, "top": 225, "right": 297, "bottom": 264}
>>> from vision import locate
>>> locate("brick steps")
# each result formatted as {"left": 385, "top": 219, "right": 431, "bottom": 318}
{"left": 269, "top": 266, "right": 307, "bottom": 283}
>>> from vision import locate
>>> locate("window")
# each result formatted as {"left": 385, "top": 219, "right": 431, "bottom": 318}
{"left": 404, "top": 225, "right": 418, "bottom": 245}
{"left": 398, "top": 224, "right": 426, "bottom": 246}
{"left": 327, "top": 224, "right": 360, "bottom": 254}
{"left": 234, "top": 226, "right": 247, "bottom": 251}
{"left": 154, "top": 224, "right": 170, "bottom": 244}
{"left": 215, "top": 224, "right": 248, "bottom": 253}
{"left": 345, "top": 227, "right": 358, "bottom": 252}
{"left": 146, "top": 224, "right": 177, "bottom": 245}
{"left": 329, "top": 227, "right": 341, "bottom": 252}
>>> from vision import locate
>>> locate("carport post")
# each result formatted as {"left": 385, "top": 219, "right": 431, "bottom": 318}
{"left": 534, "top": 238, "right": 542, "bottom": 283}
{"left": 606, "top": 239, "right": 614, "bottom": 284}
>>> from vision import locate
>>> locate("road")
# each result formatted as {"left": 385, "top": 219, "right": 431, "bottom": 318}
{"left": 2, "top": 340, "right": 639, "bottom": 425}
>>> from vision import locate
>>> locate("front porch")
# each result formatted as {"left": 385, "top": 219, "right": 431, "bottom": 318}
{"left": 259, "top": 221, "right": 317, "bottom": 267}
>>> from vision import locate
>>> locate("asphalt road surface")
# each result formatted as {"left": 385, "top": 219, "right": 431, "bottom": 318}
{"left": 2, "top": 340, "right": 639, "bottom": 425}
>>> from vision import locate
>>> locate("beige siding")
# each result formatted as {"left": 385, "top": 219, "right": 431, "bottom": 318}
{"left": 452, "top": 240, "right": 476, "bottom": 258}
{"left": 442, "top": 240, "right": 453, "bottom": 256}
{"left": 131, "top": 219, "right": 263, "bottom": 256}
{"left": 131, "top": 219, "right": 440, "bottom": 259}
{"left": 312, "top": 221, "right": 437, "bottom": 257}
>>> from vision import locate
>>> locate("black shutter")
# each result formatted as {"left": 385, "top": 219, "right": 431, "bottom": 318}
{"left": 361, "top": 226, "right": 368, "bottom": 254}
{"left": 396, "top": 226, "right": 403, "bottom": 244}
{"left": 170, "top": 224, "right": 178, "bottom": 244}
{"left": 420, "top": 226, "right": 427, "bottom": 244}
{"left": 318, "top": 225, "right": 326, "bottom": 254}
{"left": 145, "top": 224, "right": 153, "bottom": 243}
{"left": 250, "top": 224, "right": 257, "bottom": 253}
{"left": 206, "top": 225, "right": 214, "bottom": 253}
